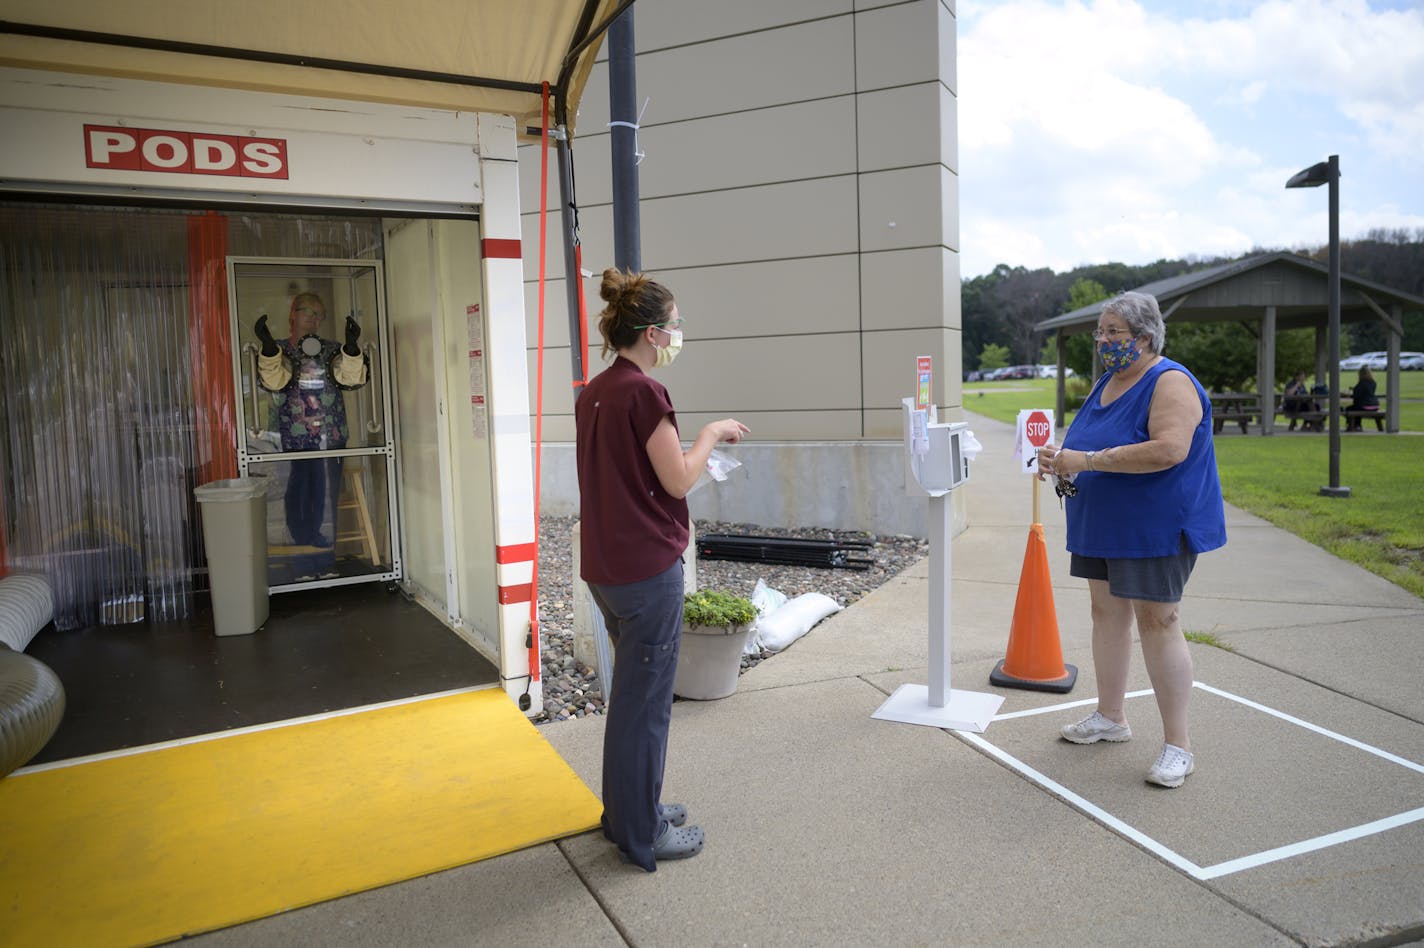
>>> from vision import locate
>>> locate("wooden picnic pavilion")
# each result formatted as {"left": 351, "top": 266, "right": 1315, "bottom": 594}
{"left": 1034, "top": 251, "right": 1424, "bottom": 434}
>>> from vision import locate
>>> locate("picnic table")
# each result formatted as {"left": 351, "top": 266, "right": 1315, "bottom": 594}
{"left": 1208, "top": 391, "right": 1393, "bottom": 435}
{"left": 1210, "top": 392, "right": 1259, "bottom": 434}
{"left": 1271, "top": 392, "right": 1389, "bottom": 432}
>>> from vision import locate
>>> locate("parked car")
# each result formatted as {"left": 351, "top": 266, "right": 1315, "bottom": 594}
{"left": 1339, "top": 351, "right": 1385, "bottom": 370}
{"left": 1401, "top": 352, "right": 1424, "bottom": 370}
{"left": 1036, "top": 364, "right": 1076, "bottom": 378}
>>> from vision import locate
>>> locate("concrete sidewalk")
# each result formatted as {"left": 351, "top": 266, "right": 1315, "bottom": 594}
{"left": 198, "top": 412, "right": 1424, "bottom": 947}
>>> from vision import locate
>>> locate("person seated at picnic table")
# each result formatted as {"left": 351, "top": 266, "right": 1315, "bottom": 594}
{"left": 1346, "top": 365, "right": 1380, "bottom": 431}
{"left": 1282, "top": 370, "right": 1318, "bottom": 431}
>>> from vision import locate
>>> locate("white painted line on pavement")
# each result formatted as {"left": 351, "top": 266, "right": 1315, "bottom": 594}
{"left": 1193, "top": 681, "right": 1424, "bottom": 775}
{"left": 961, "top": 681, "right": 1424, "bottom": 881}
{"left": 957, "top": 730, "right": 1206, "bottom": 878}
{"left": 990, "top": 689, "right": 1155, "bottom": 721}
{"left": 1197, "top": 807, "right": 1424, "bottom": 880}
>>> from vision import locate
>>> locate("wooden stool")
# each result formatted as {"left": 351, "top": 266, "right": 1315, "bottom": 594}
{"left": 336, "top": 467, "right": 381, "bottom": 566}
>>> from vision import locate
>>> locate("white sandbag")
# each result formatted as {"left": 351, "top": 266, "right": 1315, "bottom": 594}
{"left": 743, "top": 579, "right": 787, "bottom": 655}
{"left": 0, "top": 573, "right": 54, "bottom": 652}
{"left": 754, "top": 592, "right": 842, "bottom": 653}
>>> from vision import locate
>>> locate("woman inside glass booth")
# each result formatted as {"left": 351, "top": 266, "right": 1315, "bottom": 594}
{"left": 253, "top": 292, "right": 368, "bottom": 577}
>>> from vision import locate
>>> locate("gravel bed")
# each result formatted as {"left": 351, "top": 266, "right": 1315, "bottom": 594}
{"left": 532, "top": 516, "right": 928, "bottom": 724}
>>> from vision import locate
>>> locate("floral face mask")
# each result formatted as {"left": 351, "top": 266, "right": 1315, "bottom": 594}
{"left": 1098, "top": 336, "right": 1142, "bottom": 373}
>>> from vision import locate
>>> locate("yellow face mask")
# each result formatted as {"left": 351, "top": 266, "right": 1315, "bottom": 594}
{"left": 652, "top": 326, "right": 683, "bottom": 368}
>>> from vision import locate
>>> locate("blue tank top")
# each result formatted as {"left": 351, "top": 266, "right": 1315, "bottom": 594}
{"left": 1061, "top": 357, "right": 1227, "bottom": 559}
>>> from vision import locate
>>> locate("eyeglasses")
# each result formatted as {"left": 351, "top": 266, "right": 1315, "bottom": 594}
{"left": 1092, "top": 327, "right": 1131, "bottom": 342}
{"left": 1053, "top": 474, "right": 1077, "bottom": 509}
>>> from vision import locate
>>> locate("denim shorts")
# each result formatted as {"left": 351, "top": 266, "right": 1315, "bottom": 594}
{"left": 1070, "top": 538, "right": 1197, "bottom": 603}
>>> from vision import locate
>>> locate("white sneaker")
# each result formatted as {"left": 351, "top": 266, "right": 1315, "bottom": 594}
{"left": 1060, "top": 710, "right": 1132, "bottom": 744}
{"left": 1146, "top": 743, "right": 1195, "bottom": 788}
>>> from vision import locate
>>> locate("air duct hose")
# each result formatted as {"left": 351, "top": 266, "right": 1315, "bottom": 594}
{"left": 0, "top": 574, "right": 65, "bottom": 777}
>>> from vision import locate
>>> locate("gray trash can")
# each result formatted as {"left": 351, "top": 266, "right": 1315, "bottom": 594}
{"left": 194, "top": 476, "right": 270, "bottom": 636}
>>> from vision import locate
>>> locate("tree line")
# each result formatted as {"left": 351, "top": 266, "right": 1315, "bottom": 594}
{"left": 963, "top": 228, "right": 1424, "bottom": 392}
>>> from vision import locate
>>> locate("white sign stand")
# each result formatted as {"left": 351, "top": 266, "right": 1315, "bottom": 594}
{"left": 872, "top": 397, "right": 1004, "bottom": 732}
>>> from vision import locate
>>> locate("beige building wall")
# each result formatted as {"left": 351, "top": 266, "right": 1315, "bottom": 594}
{"left": 518, "top": 0, "right": 964, "bottom": 535}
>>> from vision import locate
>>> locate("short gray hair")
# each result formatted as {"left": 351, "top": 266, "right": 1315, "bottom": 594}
{"left": 1101, "top": 291, "right": 1165, "bottom": 353}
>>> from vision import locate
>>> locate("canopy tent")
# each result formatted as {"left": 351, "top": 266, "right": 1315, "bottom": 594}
{"left": 1034, "top": 252, "right": 1424, "bottom": 434}
{"left": 0, "top": 0, "right": 623, "bottom": 129}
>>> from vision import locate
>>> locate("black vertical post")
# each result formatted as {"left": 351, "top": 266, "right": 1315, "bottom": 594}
{"left": 609, "top": 8, "right": 641, "bottom": 272}
{"left": 556, "top": 132, "right": 586, "bottom": 390}
{"left": 1055, "top": 331, "right": 1067, "bottom": 429}
{"left": 1321, "top": 155, "right": 1349, "bottom": 497}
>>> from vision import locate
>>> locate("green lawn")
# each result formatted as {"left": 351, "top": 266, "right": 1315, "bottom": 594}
{"left": 962, "top": 372, "right": 1424, "bottom": 598}
{"left": 1212, "top": 436, "right": 1424, "bottom": 596}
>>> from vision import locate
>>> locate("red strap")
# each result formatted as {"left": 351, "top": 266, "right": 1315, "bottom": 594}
{"left": 574, "top": 245, "right": 590, "bottom": 388}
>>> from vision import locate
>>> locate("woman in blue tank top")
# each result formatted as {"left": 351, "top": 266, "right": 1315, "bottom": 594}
{"left": 1035, "top": 292, "right": 1226, "bottom": 789}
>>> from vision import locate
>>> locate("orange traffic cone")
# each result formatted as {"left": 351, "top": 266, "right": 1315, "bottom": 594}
{"left": 990, "top": 522, "right": 1077, "bottom": 693}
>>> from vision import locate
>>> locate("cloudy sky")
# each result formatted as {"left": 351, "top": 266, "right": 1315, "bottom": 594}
{"left": 956, "top": 0, "right": 1424, "bottom": 278}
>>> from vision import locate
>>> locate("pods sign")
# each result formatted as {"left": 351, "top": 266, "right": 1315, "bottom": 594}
{"left": 84, "top": 124, "right": 289, "bottom": 179}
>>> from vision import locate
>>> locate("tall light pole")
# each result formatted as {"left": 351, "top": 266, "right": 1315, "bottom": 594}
{"left": 1286, "top": 154, "right": 1349, "bottom": 498}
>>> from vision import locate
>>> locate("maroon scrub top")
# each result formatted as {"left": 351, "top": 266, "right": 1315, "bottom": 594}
{"left": 575, "top": 357, "right": 690, "bottom": 585}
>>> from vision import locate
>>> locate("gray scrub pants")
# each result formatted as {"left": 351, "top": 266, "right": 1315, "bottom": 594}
{"left": 588, "top": 559, "right": 683, "bottom": 871}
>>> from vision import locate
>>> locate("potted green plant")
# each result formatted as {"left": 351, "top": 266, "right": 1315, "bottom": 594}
{"left": 673, "top": 589, "right": 758, "bottom": 700}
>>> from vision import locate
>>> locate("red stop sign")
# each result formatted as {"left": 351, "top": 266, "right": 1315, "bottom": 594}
{"left": 1025, "top": 410, "right": 1052, "bottom": 447}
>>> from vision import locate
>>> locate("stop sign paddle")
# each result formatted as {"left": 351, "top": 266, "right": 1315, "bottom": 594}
{"left": 1019, "top": 408, "right": 1056, "bottom": 523}
{"left": 1018, "top": 408, "right": 1054, "bottom": 476}
{"left": 1025, "top": 410, "right": 1052, "bottom": 448}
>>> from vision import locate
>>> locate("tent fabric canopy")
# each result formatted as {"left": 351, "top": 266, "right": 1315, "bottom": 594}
{"left": 0, "top": 0, "right": 621, "bottom": 130}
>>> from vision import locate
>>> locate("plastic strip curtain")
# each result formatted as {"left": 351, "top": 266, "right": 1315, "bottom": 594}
{"left": 0, "top": 205, "right": 384, "bottom": 631}
{"left": 0, "top": 204, "right": 197, "bottom": 627}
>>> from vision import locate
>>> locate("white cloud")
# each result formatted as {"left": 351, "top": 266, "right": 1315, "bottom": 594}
{"left": 1167, "top": 0, "right": 1424, "bottom": 156}
{"left": 957, "top": 0, "right": 1424, "bottom": 277}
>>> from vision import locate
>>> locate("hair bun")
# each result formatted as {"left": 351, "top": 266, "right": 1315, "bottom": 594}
{"left": 599, "top": 267, "right": 651, "bottom": 308}
{"left": 599, "top": 267, "right": 627, "bottom": 305}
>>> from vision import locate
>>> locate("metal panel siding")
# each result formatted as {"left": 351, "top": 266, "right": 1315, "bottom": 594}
{"left": 563, "top": 96, "right": 859, "bottom": 205}
{"left": 669, "top": 334, "right": 862, "bottom": 413}
{"left": 651, "top": 256, "right": 863, "bottom": 338}
{"left": 862, "top": 327, "right": 960, "bottom": 411}
{"left": 641, "top": 177, "right": 861, "bottom": 269}
{"left": 633, "top": 0, "right": 854, "bottom": 49}
{"left": 861, "top": 247, "right": 960, "bottom": 332}
{"left": 577, "top": 17, "right": 856, "bottom": 128}
{"left": 858, "top": 164, "right": 958, "bottom": 253}
{"left": 857, "top": 83, "right": 956, "bottom": 173}
{"left": 517, "top": 0, "right": 963, "bottom": 465}
{"left": 527, "top": 179, "right": 862, "bottom": 277}
{"left": 855, "top": 0, "right": 956, "bottom": 93}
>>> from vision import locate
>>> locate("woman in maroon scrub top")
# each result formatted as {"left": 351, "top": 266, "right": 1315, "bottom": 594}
{"left": 575, "top": 268, "right": 747, "bottom": 871}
